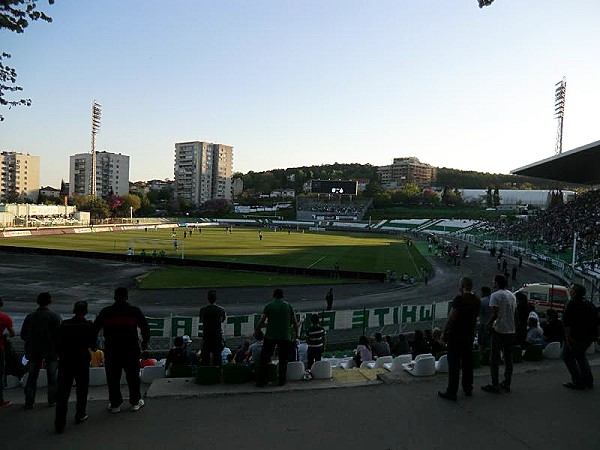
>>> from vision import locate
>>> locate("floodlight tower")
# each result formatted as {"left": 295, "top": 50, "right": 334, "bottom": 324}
{"left": 554, "top": 77, "right": 566, "bottom": 154}
{"left": 91, "top": 101, "right": 102, "bottom": 197}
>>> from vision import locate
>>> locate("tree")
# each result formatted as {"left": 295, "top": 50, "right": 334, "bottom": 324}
{"left": 486, "top": 187, "right": 493, "bottom": 208}
{"left": 1, "top": 0, "right": 55, "bottom": 121}
{"left": 493, "top": 187, "right": 501, "bottom": 207}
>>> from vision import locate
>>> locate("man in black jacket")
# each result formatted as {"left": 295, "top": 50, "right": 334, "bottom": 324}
{"left": 94, "top": 287, "right": 150, "bottom": 413}
{"left": 54, "top": 301, "right": 97, "bottom": 433}
{"left": 21, "top": 292, "right": 62, "bottom": 409}
{"left": 199, "top": 290, "right": 226, "bottom": 366}
{"left": 438, "top": 277, "right": 480, "bottom": 401}
{"left": 562, "top": 284, "right": 599, "bottom": 390}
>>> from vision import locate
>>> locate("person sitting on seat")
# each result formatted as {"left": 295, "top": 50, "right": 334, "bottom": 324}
{"left": 525, "top": 315, "right": 545, "bottom": 347}
{"left": 165, "top": 336, "right": 190, "bottom": 375}
{"left": 182, "top": 335, "right": 199, "bottom": 365}
{"left": 353, "top": 335, "right": 373, "bottom": 367}
{"left": 371, "top": 332, "right": 391, "bottom": 358}
{"left": 248, "top": 330, "right": 264, "bottom": 364}
{"left": 543, "top": 309, "right": 564, "bottom": 344}
{"left": 411, "top": 330, "right": 431, "bottom": 359}
{"left": 140, "top": 351, "right": 157, "bottom": 368}
{"left": 234, "top": 341, "right": 250, "bottom": 365}
{"left": 89, "top": 347, "right": 104, "bottom": 368}
{"left": 391, "top": 334, "right": 410, "bottom": 357}
{"left": 430, "top": 327, "right": 447, "bottom": 356}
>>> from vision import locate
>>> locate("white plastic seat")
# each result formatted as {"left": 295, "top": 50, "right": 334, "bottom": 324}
{"left": 311, "top": 360, "right": 332, "bottom": 379}
{"left": 21, "top": 368, "right": 48, "bottom": 388}
{"left": 286, "top": 361, "right": 305, "bottom": 381}
{"left": 435, "top": 354, "right": 448, "bottom": 373}
{"left": 141, "top": 365, "right": 166, "bottom": 384}
{"left": 543, "top": 342, "right": 562, "bottom": 359}
{"left": 5, "top": 375, "right": 21, "bottom": 389}
{"left": 89, "top": 367, "right": 106, "bottom": 386}
{"left": 340, "top": 359, "right": 357, "bottom": 370}
{"left": 402, "top": 355, "right": 435, "bottom": 376}
{"left": 383, "top": 354, "right": 413, "bottom": 372}
{"left": 586, "top": 342, "right": 595, "bottom": 355}
{"left": 365, "top": 355, "right": 393, "bottom": 369}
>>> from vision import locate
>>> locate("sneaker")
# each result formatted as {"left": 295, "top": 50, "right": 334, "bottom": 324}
{"left": 108, "top": 404, "right": 121, "bottom": 414}
{"left": 563, "top": 382, "right": 585, "bottom": 390}
{"left": 55, "top": 424, "right": 65, "bottom": 434}
{"left": 75, "top": 415, "right": 89, "bottom": 424}
{"left": 23, "top": 404, "right": 34, "bottom": 410}
{"left": 437, "top": 391, "right": 457, "bottom": 401}
{"left": 131, "top": 399, "right": 145, "bottom": 412}
{"left": 0, "top": 401, "right": 11, "bottom": 408}
{"left": 481, "top": 384, "right": 501, "bottom": 393}
{"left": 463, "top": 390, "right": 473, "bottom": 397}
{"left": 499, "top": 381, "right": 511, "bottom": 393}
{"left": 48, "top": 402, "right": 57, "bottom": 408}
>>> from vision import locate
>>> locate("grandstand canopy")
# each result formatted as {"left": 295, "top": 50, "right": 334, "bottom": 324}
{"left": 511, "top": 139, "right": 600, "bottom": 185}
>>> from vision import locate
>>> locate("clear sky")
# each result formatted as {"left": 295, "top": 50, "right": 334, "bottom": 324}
{"left": 1, "top": 1, "right": 599, "bottom": 187}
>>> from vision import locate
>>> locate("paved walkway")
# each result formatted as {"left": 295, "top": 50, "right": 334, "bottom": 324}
{"left": 2, "top": 356, "right": 599, "bottom": 449}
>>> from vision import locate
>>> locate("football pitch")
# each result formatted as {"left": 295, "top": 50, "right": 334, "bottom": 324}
{"left": 0, "top": 227, "right": 432, "bottom": 288}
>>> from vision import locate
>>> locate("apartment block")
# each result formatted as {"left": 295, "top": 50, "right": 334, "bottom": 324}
{"left": 174, "top": 141, "right": 233, "bottom": 206}
{"left": 69, "top": 151, "right": 130, "bottom": 197}
{"left": 378, "top": 157, "right": 437, "bottom": 188}
{"left": 0, "top": 151, "right": 40, "bottom": 202}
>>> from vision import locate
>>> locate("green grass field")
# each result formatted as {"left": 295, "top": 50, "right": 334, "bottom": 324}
{"left": 0, "top": 227, "right": 433, "bottom": 288}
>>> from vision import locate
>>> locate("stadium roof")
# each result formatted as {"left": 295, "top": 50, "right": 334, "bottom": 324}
{"left": 511, "top": 139, "right": 600, "bottom": 185}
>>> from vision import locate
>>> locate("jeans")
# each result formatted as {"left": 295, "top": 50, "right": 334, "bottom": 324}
{"left": 55, "top": 361, "right": 90, "bottom": 429}
{"left": 0, "top": 349, "right": 5, "bottom": 402}
{"left": 257, "top": 338, "right": 289, "bottom": 385}
{"left": 446, "top": 338, "right": 474, "bottom": 395}
{"left": 200, "top": 338, "right": 224, "bottom": 367}
{"left": 490, "top": 331, "right": 515, "bottom": 387}
{"left": 563, "top": 341, "right": 594, "bottom": 387}
{"left": 105, "top": 351, "right": 141, "bottom": 407}
{"left": 307, "top": 347, "right": 323, "bottom": 370}
{"left": 24, "top": 359, "right": 58, "bottom": 407}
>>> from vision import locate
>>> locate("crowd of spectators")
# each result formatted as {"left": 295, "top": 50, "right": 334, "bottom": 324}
{"left": 489, "top": 189, "right": 600, "bottom": 261}
{"left": 296, "top": 198, "right": 371, "bottom": 219}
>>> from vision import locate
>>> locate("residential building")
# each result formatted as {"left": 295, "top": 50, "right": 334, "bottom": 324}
{"left": 39, "top": 186, "right": 61, "bottom": 199}
{"left": 0, "top": 151, "right": 40, "bottom": 202}
{"left": 69, "top": 151, "right": 130, "bottom": 197}
{"left": 232, "top": 177, "right": 244, "bottom": 197}
{"left": 174, "top": 141, "right": 233, "bottom": 206}
{"left": 378, "top": 157, "right": 436, "bottom": 188}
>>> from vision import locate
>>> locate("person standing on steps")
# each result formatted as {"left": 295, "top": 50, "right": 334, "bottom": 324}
{"left": 255, "top": 288, "right": 298, "bottom": 387}
{"left": 0, "top": 298, "right": 16, "bottom": 408}
{"left": 199, "top": 290, "right": 226, "bottom": 367}
{"left": 94, "top": 287, "right": 149, "bottom": 414}
{"left": 481, "top": 274, "right": 516, "bottom": 394}
{"left": 54, "top": 301, "right": 97, "bottom": 433}
{"left": 21, "top": 292, "right": 61, "bottom": 410}
{"left": 438, "top": 277, "right": 480, "bottom": 401}
{"left": 562, "top": 284, "right": 598, "bottom": 390}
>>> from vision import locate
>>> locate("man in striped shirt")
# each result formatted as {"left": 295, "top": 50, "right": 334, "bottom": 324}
{"left": 306, "top": 314, "right": 327, "bottom": 370}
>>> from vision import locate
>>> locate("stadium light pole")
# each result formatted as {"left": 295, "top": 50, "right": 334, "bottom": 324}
{"left": 91, "top": 101, "right": 102, "bottom": 197}
{"left": 554, "top": 78, "right": 566, "bottom": 155}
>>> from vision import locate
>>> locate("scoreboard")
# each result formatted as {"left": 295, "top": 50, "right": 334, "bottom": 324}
{"left": 311, "top": 180, "right": 358, "bottom": 196}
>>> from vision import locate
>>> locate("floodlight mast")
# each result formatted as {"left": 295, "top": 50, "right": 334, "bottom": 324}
{"left": 554, "top": 77, "right": 566, "bottom": 155}
{"left": 91, "top": 101, "right": 102, "bottom": 197}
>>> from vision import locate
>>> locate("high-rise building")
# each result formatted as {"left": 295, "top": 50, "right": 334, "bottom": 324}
{"left": 0, "top": 151, "right": 40, "bottom": 202}
{"left": 378, "top": 157, "right": 436, "bottom": 188}
{"left": 69, "top": 151, "right": 130, "bottom": 197}
{"left": 174, "top": 141, "right": 233, "bottom": 206}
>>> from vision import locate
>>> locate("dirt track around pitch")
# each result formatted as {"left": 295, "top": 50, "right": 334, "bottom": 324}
{"left": 1, "top": 238, "right": 566, "bottom": 320}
